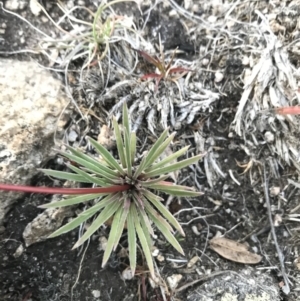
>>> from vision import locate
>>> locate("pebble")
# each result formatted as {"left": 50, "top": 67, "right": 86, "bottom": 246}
{"left": 167, "top": 274, "right": 182, "bottom": 290}
{"left": 122, "top": 267, "right": 134, "bottom": 280}
{"left": 68, "top": 130, "right": 78, "bottom": 142}
{"left": 13, "top": 244, "right": 24, "bottom": 258}
{"left": 92, "top": 290, "right": 100, "bottom": 298}
{"left": 187, "top": 256, "right": 199, "bottom": 268}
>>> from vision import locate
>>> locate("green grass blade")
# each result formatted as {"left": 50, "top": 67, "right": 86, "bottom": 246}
{"left": 58, "top": 150, "right": 121, "bottom": 181}
{"left": 142, "top": 129, "right": 169, "bottom": 169}
{"left": 113, "top": 117, "right": 126, "bottom": 168}
{"left": 132, "top": 191, "right": 154, "bottom": 237}
{"left": 139, "top": 175, "right": 169, "bottom": 186}
{"left": 113, "top": 198, "right": 130, "bottom": 250}
{"left": 144, "top": 154, "right": 202, "bottom": 178}
{"left": 40, "top": 169, "right": 94, "bottom": 183}
{"left": 124, "top": 130, "right": 132, "bottom": 177}
{"left": 132, "top": 205, "right": 155, "bottom": 278}
{"left": 133, "top": 156, "right": 147, "bottom": 179}
{"left": 143, "top": 199, "right": 173, "bottom": 233}
{"left": 66, "top": 164, "right": 115, "bottom": 186}
{"left": 49, "top": 211, "right": 95, "bottom": 238}
{"left": 148, "top": 182, "right": 203, "bottom": 197}
{"left": 144, "top": 200, "right": 184, "bottom": 255}
{"left": 130, "top": 132, "right": 136, "bottom": 164}
{"left": 143, "top": 133, "right": 176, "bottom": 169}
{"left": 47, "top": 193, "right": 122, "bottom": 237}
{"left": 39, "top": 193, "right": 104, "bottom": 209}
{"left": 122, "top": 102, "right": 131, "bottom": 136}
{"left": 88, "top": 137, "right": 126, "bottom": 176}
{"left": 143, "top": 189, "right": 185, "bottom": 236}
{"left": 127, "top": 203, "right": 137, "bottom": 276}
{"left": 102, "top": 205, "right": 124, "bottom": 267}
{"left": 66, "top": 146, "right": 120, "bottom": 177}
{"left": 144, "top": 146, "right": 190, "bottom": 172}
{"left": 73, "top": 199, "right": 122, "bottom": 249}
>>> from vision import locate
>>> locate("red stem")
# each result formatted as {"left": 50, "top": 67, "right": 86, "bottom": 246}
{"left": 0, "top": 183, "right": 131, "bottom": 195}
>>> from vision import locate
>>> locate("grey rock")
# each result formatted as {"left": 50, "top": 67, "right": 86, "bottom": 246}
{"left": 0, "top": 59, "right": 68, "bottom": 225}
{"left": 186, "top": 268, "right": 280, "bottom": 301}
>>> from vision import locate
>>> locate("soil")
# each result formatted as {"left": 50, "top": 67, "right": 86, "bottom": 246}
{"left": 1, "top": 1, "right": 300, "bottom": 301}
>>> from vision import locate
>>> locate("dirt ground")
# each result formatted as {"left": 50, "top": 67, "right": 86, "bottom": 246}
{"left": 1, "top": 0, "right": 300, "bottom": 300}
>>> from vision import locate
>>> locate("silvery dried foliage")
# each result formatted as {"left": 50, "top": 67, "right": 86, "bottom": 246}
{"left": 231, "top": 13, "right": 300, "bottom": 172}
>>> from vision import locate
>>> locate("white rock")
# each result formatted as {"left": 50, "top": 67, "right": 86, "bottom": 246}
{"left": 98, "top": 236, "right": 108, "bottom": 251}
{"left": 13, "top": 244, "right": 24, "bottom": 258}
{"left": 152, "top": 247, "right": 160, "bottom": 257}
{"left": 92, "top": 290, "right": 100, "bottom": 298}
{"left": 0, "top": 60, "right": 69, "bottom": 225}
{"left": 264, "top": 131, "right": 275, "bottom": 143}
{"left": 5, "top": 0, "right": 27, "bottom": 10}
{"left": 167, "top": 274, "right": 182, "bottom": 290}
{"left": 122, "top": 267, "right": 134, "bottom": 280}
{"left": 214, "top": 72, "right": 224, "bottom": 83}
{"left": 30, "top": 0, "right": 42, "bottom": 16}
{"left": 187, "top": 256, "right": 199, "bottom": 268}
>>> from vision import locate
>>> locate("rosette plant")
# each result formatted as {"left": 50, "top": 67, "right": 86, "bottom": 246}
{"left": 0, "top": 103, "right": 202, "bottom": 277}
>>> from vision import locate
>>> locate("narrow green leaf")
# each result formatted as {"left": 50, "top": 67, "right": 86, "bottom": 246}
{"left": 124, "top": 130, "right": 132, "bottom": 177}
{"left": 144, "top": 199, "right": 184, "bottom": 255}
{"left": 144, "top": 154, "right": 202, "bottom": 178}
{"left": 142, "top": 128, "right": 169, "bottom": 169}
{"left": 132, "top": 205, "right": 155, "bottom": 278}
{"left": 139, "top": 175, "right": 169, "bottom": 186}
{"left": 149, "top": 182, "right": 203, "bottom": 197}
{"left": 58, "top": 150, "right": 121, "bottom": 181}
{"left": 130, "top": 132, "right": 136, "bottom": 164}
{"left": 66, "top": 146, "right": 120, "bottom": 177}
{"left": 113, "top": 198, "right": 130, "bottom": 250}
{"left": 73, "top": 199, "right": 122, "bottom": 249}
{"left": 48, "top": 193, "right": 121, "bottom": 237}
{"left": 127, "top": 203, "right": 137, "bottom": 276}
{"left": 66, "top": 164, "right": 115, "bottom": 186}
{"left": 122, "top": 102, "right": 131, "bottom": 136}
{"left": 132, "top": 191, "right": 154, "bottom": 237}
{"left": 144, "top": 132, "right": 176, "bottom": 169}
{"left": 143, "top": 189, "right": 185, "bottom": 236}
{"left": 49, "top": 211, "right": 95, "bottom": 238}
{"left": 40, "top": 169, "right": 93, "bottom": 183}
{"left": 143, "top": 198, "right": 173, "bottom": 233}
{"left": 102, "top": 206, "right": 124, "bottom": 267}
{"left": 133, "top": 156, "right": 147, "bottom": 179}
{"left": 113, "top": 117, "right": 126, "bottom": 168}
{"left": 39, "top": 193, "right": 104, "bottom": 209}
{"left": 144, "top": 146, "right": 190, "bottom": 172}
{"left": 88, "top": 137, "right": 126, "bottom": 176}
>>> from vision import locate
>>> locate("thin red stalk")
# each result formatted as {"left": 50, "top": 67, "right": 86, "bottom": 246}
{"left": 0, "top": 183, "right": 131, "bottom": 195}
{"left": 275, "top": 106, "right": 300, "bottom": 115}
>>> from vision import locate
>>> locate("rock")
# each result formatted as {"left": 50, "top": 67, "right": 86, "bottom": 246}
{"left": 23, "top": 196, "right": 73, "bottom": 246}
{"left": 0, "top": 59, "right": 69, "bottom": 225}
{"left": 13, "top": 244, "right": 24, "bottom": 258}
{"left": 30, "top": 0, "right": 42, "bottom": 16}
{"left": 92, "top": 290, "right": 101, "bottom": 298}
{"left": 5, "top": 0, "right": 27, "bottom": 10}
{"left": 186, "top": 268, "right": 280, "bottom": 301}
{"left": 167, "top": 274, "right": 182, "bottom": 290}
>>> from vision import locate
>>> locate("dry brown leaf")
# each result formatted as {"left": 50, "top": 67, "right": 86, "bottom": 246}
{"left": 209, "top": 237, "right": 262, "bottom": 264}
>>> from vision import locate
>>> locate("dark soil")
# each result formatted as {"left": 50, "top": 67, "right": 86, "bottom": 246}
{"left": 1, "top": 1, "right": 300, "bottom": 301}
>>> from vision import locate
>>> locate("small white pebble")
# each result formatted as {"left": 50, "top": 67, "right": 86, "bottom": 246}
{"left": 202, "top": 58, "right": 210, "bottom": 66}
{"left": 122, "top": 267, "right": 134, "bottom": 280}
{"left": 214, "top": 72, "right": 224, "bottom": 83}
{"left": 191, "top": 225, "right": 201, "bottom": 236}
{"left": 157, "top": 254, "right": 165, "bottom": 262}
{"left": 152, "top": 247, "right": 159, "bottom": 257}
{"left": 13, "top": 244, "right": 24, "bottom": 258}
{"left": 68, "top": 130, "right": 78, "bottom": 142}
{"left": 167, "top": 274, "right": 182, "bottom": 290}
{"left": 187, "top": 256, "right": 199, "bottom": 268}
{"left": 92, "top": 290, "right": 100, "bottom": 298}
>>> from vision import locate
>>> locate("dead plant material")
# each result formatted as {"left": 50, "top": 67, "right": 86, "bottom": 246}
{"left": 209, "top": 237, "right": 262, "bottom": 264}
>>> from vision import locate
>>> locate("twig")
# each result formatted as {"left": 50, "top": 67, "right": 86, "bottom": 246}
{"left": 263, "top": 164, "right": 291, "bottom": 295}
